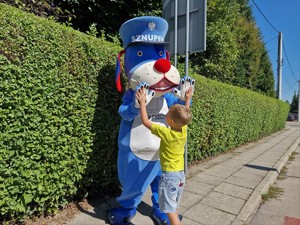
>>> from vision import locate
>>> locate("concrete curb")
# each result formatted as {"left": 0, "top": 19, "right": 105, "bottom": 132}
{"left": 233, "top": 134, "right": 300, "bottom": 225}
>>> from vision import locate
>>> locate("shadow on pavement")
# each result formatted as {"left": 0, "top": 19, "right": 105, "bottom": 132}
{"left": 244, "top": 164, "right": 278, "bottom": 172}
{"left": 74, "top": 198, "right": 154, "bottom": 225}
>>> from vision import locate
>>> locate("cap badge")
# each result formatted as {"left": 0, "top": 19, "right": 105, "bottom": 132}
{"left": 148, "top": 22, "right": 156, "bottom": 30}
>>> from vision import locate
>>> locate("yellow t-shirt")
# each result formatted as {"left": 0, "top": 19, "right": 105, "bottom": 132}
{"left": 150, "top": 123, "right": 187, "bottom": 172}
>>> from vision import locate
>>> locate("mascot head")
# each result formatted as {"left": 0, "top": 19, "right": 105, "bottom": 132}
{"left": 115, "top": 16, "right": 180, "bottom": 97}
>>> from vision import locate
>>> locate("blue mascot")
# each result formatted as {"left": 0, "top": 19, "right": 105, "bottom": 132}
{"left": 108, "top": 16, "right": 195, "bottom": 225}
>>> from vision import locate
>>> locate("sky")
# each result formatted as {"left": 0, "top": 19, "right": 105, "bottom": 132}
{"left": 249, "top": 0, "right": 300, "bottom": 103}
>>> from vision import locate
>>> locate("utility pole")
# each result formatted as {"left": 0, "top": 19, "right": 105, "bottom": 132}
{"left": 277, "top": 32, "right": 282, "bottom": 100}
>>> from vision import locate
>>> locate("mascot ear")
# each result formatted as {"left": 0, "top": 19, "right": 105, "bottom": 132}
{"left": 116, "top": 49, "right": 126, "bottom": 92}
{"left": 165, "top": 50, "right": 170, "bottom": 61}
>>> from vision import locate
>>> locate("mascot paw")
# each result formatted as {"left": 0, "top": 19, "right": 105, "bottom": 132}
{"left": 173, "top": 75, "right": 195, "bottom": 100}
{"left": 108, "top": 207, "right": 137, "bottom": 225}
{"left": 134, "top": 82, "right": 155, "bottom": 108}
{"left": 152, "top": 209, "right": 183, "bottom": 225}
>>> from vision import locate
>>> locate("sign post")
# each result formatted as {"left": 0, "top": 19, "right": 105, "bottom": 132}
{"left": 163, "top": 0, "right": 207, "bottom": 173}
{"left": 163, "top": 0, "right": 207, "bottom": 59}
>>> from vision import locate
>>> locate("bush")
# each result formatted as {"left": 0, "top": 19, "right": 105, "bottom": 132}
{"left": 188, "top": 75, "right": 289, "bottom": 161}
{"left": 0, "top": 3, "right": 122, "bottom": 222}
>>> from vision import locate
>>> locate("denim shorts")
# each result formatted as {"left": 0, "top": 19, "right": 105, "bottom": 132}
{"left": 158, "top": 171, "right": 186, "bottom": 213}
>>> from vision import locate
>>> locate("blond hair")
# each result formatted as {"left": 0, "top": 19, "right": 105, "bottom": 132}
{"left": 168, "top": 104, "right": 192, "bottom": 127}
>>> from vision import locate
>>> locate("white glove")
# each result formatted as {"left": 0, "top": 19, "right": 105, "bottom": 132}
{"left": 173, "top": 76, "right": 195, "bottom": 100}
{"left": 134, "top": 83, "right": 156, "bottom": 108}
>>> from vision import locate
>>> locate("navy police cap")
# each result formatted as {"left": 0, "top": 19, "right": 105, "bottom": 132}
{"left": 119, "top": 16, "right": 169, "bottom": 49}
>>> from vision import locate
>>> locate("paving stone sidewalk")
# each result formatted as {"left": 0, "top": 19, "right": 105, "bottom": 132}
{"left": 67, "top": 122, "right": 300, "bottom": 225}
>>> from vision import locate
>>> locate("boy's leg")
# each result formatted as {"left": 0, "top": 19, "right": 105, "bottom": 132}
{"left": 167, "top": 211, "right": 181, "bottom": 225}
{"left": 158, "top": 172, "right": 184, "bottom": 225}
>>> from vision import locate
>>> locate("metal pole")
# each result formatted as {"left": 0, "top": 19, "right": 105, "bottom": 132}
{"left": 277, "top": 32, "right": 282, "bottom": 100}
{"left": 185, "top": 0, "right": 189, "bottom": 76}
{"left": 174, "top": 0, "right": 178, "bottom": 67}
{"left": 184, "top": 0, "right": 189, "bottom": 174}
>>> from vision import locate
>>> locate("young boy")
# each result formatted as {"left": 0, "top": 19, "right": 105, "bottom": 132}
{"left": 135, "top": 87, "right": 193, "bottom": 225}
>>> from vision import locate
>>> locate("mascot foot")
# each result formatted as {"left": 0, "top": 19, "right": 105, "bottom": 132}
{"left": 108, "top": 207, "right": 137, "bottom": 225}
{"left": 151, "top": 208, "right": 183, "bottom": 225}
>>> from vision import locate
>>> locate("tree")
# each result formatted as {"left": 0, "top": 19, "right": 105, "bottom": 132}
{"left": 52, "top": 0, "right": 163, "bottom": 38}
{"left": 290, "top": 91, "right": 299, "bottom": 113}
{"left": 0, "top": 0, "right": 67, "bottom": 19}
{"left": 188, "top": 0, "right": 274, "bottom": 97}
{"left": 189, "top": 0, "right": 240, "bottom": 84}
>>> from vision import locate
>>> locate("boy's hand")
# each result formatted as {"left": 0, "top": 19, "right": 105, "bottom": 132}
{"left": 134, "top": 83, "right": 155, "bottom": 108}
{"left": 136, "top": 87, "right": 146, "bottom": 105}
{"left": 173, "top": 75, "right": 195, "bottom": 100}
{"left": 185, "top": 86, "right": 193, "bottom": 100}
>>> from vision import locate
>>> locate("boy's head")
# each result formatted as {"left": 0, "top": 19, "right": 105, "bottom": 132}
{"left": 166, "top": 104, "right": 192, "bottom": 129}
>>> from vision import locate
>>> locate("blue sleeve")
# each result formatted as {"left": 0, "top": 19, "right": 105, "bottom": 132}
{"left": 118, "top": 89, "right": 140, "bottom": 121}
{"left": 163, "top": 93, "right": 192, "bottom": 107}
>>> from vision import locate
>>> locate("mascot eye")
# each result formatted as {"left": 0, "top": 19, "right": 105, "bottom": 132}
{"left": 137, "top": 51, "right": 143, "bottom": 57}
{"left": 159, "top": 51, "right": 163, "bottom": 56}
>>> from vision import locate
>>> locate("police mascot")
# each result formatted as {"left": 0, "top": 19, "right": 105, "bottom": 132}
{"left": 108, "top": 16, "right": 195, "bottom": 225}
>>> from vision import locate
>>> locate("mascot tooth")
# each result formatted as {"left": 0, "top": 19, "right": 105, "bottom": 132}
{"left": 108, "top": 16, "right": 195, "bottom": 225}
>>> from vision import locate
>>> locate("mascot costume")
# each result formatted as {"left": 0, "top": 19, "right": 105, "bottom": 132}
{"left": 108, "top": 16, "right": 195, "bottom": 225}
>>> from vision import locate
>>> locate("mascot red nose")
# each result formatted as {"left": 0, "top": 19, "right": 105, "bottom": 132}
{"left": 108, "top": 16, "right": 195, "bottom": 225}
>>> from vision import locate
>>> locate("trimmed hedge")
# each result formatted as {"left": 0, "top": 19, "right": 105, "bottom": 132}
{"left": 188, "top": 75, "right": 289, "bottom": 161}
{"left": 0, "top": 3, "right": 122, "bottom": 222}
{"left": 0, "top": 3, "right": 289, "bottom": 222}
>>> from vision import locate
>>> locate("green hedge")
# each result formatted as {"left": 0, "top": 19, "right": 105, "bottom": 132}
{"left": 188, "top": 75, "right": 289, "bottom": 161}
{"left": 0, "top": 3, "right": 122, "bottom": 222}
{"left": 0, "top": 3, "right": 289, "bottom": 223}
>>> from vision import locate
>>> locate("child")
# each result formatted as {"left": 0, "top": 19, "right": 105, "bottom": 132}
{"left": 135, "top": 86, "right": 193, "bottom": 225}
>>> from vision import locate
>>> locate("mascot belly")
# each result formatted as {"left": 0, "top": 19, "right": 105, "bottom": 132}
{"left": 108, "top": 16, "right": 194, "bottom": 225}
{"left": 124, "top": 97, "right": 168, "bottom": 161}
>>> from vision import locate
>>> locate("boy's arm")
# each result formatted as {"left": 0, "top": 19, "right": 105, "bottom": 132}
{"left": 185, "top": 86, "right": 193, "bottom": 109}
{"left": 139, "top": 101, "right": 153, "bottom": 130}
{"left": 185, "top": 97, "right": 191, "bottom": 108}
{"left": 136, "top": 89, "right": 153, "bottom": 130}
